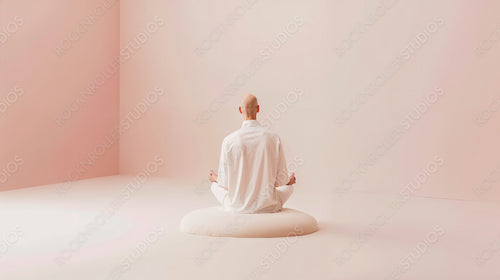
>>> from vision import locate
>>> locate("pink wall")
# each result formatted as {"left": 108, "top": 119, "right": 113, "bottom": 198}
{"left": 0, "top": 0, "right": 120, "bottom": 190}
{"left": 2, "top": 0, "right": 499, "bottom": 202}
{"left": 119, "top": 0, "right": 500, "bottom": 202}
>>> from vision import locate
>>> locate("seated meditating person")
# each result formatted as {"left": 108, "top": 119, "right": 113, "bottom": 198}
{"left": 208, "top": 94, "right": 296, "bottom": 214}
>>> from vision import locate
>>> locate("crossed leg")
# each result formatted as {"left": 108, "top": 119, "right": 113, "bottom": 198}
{"left": 211, "top": 182, "right": 227, "bottom": 204}
{"left": 211, "top": 182, "right": 294, "bottom": 206}
{"left": 276, "top": 185, "right": 294, "bottom": 206}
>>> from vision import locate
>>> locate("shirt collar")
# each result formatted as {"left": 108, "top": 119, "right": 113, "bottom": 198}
{"left": 242, "top": 120, "right": 261, "bottom": 128}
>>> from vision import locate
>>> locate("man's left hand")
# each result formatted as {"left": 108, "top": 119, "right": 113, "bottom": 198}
{"left": 209, "top": 169, "right": 218, "bottom": 182}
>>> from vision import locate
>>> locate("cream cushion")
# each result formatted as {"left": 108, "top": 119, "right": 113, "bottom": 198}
{"left": 180, "top": 206, "right": 319, "bottom": 238}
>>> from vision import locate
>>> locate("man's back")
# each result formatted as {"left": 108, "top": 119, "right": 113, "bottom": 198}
{"left": 217, "top": 120, "right": 289, "bottom": 213}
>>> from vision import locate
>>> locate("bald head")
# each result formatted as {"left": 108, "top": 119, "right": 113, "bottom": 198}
{"left": 239, "top": 94, "right": 259, "bottom": 119}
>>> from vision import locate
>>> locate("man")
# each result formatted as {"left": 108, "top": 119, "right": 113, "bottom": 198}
{"left": 208, "top": 94, "right": 296, "bottom": 213}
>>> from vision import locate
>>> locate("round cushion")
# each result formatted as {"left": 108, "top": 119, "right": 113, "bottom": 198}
{"left": 180, "top": 206, "right": 319, "bottom": 237}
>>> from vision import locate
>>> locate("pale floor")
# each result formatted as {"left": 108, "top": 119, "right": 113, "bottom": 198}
{"left": 0, "top": 175, "right": 499, "bottom": 280}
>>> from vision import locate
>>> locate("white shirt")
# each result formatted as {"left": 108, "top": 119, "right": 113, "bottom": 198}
{"left": 216, "top": 120, "right": 289, "bottom": 213}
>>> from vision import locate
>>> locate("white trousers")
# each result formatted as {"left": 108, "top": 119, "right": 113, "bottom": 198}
{"left": 210, "top": 182, "right": 294, "bottom": 207}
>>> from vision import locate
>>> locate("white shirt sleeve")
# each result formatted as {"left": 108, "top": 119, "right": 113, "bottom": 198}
{"left": 275, "top": 137, "right": 289, "bottom": 187}
{"left": 217, "top": 139, "right": 229, "bottom": 188}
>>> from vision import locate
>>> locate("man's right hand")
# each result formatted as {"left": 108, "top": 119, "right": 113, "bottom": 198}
{"left": 286, "top": 173, "right": 296, "bottom": 185}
